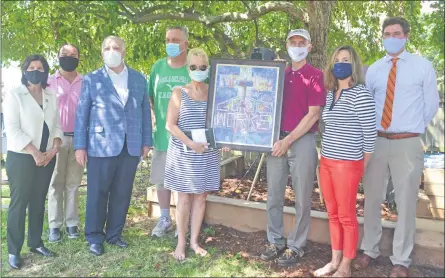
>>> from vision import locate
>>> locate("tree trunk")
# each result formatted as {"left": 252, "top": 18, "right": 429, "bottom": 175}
{"left": 306, "top": 1, "right": 335, "bottom": 148}
{"left": 306, "top": 1, "right": 335, "bottom": 70}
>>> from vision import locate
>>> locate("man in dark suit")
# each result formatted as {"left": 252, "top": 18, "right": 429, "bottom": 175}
{"left": 74, "top": 35, "right": 152, "bottom": 256}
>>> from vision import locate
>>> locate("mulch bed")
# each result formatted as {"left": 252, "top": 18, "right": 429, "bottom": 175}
{"left": 204, "top": 224, "right": 444, "bottom": 277}
{"left": 211, "top": 166, "right": 398, "bottom": 221}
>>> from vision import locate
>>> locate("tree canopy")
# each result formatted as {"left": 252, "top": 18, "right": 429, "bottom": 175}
{"left": 1, "top": 0, "right": 443, "bottom": 96}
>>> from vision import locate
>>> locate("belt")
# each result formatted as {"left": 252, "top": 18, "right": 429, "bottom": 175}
{"left": 377, "top": 132, "right": 419, "bottom": 140}
{"left": 63, "top": 132, "right": 74, "bottom": 137}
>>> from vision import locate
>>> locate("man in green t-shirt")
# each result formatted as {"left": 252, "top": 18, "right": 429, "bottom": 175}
{"left": 149, "top": 26, "right": 191, "bottom": 237}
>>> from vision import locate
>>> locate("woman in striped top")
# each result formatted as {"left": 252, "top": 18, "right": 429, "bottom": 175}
{"left": 164, "top": 48, "right": 227, "bottom": 261}
{"left": 314, "top": 46, "right": 376, "bottom": 277}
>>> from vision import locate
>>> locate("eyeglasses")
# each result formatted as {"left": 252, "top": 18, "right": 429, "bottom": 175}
{"left": 189, "top": 65, "right": 208, "bottom": 71}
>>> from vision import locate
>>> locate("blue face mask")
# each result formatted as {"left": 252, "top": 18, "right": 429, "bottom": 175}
{"left": 331, "top": 62, "right": 352, "bottom": 80}
{"left": 166, "top": 43, "right": 183, "bottom": 57}
{"left": 383, "top": 37, "right": 407, "bottom": 54}
{"left": 189, "top": 69, "right": 209, "bottom": 82}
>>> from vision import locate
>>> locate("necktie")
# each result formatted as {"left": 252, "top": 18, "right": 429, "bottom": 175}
{"left": 381, "top": 58, "right": 399, "bottom": 130}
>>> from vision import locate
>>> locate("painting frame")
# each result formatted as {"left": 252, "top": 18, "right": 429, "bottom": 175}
{"left": 206, "top": 58, "right": 286, "bottom": 153}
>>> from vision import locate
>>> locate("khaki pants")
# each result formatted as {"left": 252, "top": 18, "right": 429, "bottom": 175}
{"left": 48, "top": 135, "right": 85, "bottom": 229}
{"left": 149, "top": 149, "right": 167, "bottom": 189}
{"left": 266, "top": 133, "right": 318, "bottom": 256}
{"left": 360, "top": 136, "right": 424, "bottom": 267}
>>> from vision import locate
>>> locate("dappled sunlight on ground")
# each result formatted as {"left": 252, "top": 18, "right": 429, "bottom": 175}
{"left": 1, "top": 158, "right": 442, "bottom": 277}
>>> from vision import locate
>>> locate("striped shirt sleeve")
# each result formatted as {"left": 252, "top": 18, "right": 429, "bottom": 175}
{"left": 354, "top": 88, "right": 377, "bottom": 153}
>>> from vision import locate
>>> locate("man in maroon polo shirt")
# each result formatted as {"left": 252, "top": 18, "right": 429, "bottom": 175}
{"left": 260, "top": 29, "right": 326, "bottom": 267}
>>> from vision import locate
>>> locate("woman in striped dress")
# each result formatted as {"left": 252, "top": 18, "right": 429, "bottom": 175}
{"left": 314, "top": 46, "right": 377, "bottom": 277}
{"left": 164, "top": 48, "right": 225, "bottom": 261}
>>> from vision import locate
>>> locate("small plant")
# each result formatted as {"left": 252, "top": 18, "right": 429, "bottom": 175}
{"left": 204, "top": 226, "right": 216, "bottom": 237}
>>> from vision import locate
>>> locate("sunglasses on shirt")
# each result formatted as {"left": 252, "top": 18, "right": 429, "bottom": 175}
{"left": 189, "top": 65, "right": 208, "bottom": 71}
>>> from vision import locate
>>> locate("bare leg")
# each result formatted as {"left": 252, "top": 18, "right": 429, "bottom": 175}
{"left": 314, "top": 249, "right": 342, "bottom": 276}
{"left": 173, "top": 192, "right": 192, "bottom": 261}
{"left": 157, "top": 188, "right": 172, "bottom": 210}
{"left": 190, "top": 192, "right": 208, "bottom": 257}
{"left": 333, "top": 257, "right": 352, "bottom": 277}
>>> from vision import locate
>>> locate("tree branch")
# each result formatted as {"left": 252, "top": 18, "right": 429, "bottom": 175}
{"left": 140, "top": 4, "right": 174, "bottom": 15}
{"left": 241, "top": 1, "right": 260, "bottom": 47}
{"left": 126, "top": 1, "right": 306, "bottom": 26}
{"left": 119, "top": 1, "right": 140, "bottom": 15}
{"left": 254, "top": 19, "right": 260, "bottom": 46}
{"left": 116, "top": 1, "right": 135, "bottom": 19}
{"left": 241, "top": 0, "right": 251, "bottom": 11}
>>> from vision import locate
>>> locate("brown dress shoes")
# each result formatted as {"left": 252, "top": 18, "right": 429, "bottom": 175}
{"left": 352, "top": 253, "right": 373, "bottom": 270}
{"left": 389, "top": 265, "right": 409, "bottom": 277}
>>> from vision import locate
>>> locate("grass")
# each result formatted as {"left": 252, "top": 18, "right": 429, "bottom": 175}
{"left": 0, "top": 159, "right": 274, "bottom": 277}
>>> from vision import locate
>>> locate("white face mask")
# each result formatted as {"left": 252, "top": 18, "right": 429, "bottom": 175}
{"left": 103, "top": 50, "right": 122, "bottom": 68}
{"left": 287, "top": 46, "right": 308, "bottom": 62}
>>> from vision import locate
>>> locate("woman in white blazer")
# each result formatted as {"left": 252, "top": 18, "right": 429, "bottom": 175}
{"left": 3, "top": 54, "right": 63, "bottom": 270}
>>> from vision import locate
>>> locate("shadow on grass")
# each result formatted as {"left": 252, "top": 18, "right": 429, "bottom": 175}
{"left": 1, "top": 184, "right": 271, "bottom": 277}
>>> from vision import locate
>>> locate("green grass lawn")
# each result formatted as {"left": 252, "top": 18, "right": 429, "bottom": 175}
{"left": 0, "top": 161, "right": 274, "bottom": 277}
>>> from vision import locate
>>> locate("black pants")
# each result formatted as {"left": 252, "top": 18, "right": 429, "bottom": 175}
{"left": 6, "top": 151, "right": 56, "bottom": 255}
{"left": 85, "top": 143, "right": 139, "bottom": 244}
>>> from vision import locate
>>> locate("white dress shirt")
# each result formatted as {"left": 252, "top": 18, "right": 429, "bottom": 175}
{"left": 106, "top": 64, "right": 129, "bottom": 105}
{"left": 365, "top": 50, "right": 439, "bottom": 133}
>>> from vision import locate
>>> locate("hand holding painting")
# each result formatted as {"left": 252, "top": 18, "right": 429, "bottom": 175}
{"left": 271, "top": 138, "right": 292, "bottom": 157}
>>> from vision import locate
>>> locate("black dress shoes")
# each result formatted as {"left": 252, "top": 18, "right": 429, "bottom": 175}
{"left": 30, "top": 246, "right": 55, "bottom": 257}
{"left": 48, "top": 228, "right": 61, "bottom": 243}
{"left": 8, "top": 254, "right": 21, "bottom": 269}
{"left": 89, "top": 243, "right": 104, "bottom": 256}
{"left": 108, "top": 238, "right": 128, "bottom": 248}
{"left": 66, "top": 226, "right": 80, "bottom": 239}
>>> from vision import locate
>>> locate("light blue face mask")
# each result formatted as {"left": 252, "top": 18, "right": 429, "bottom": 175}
{"left": 166, "top": 43, "right": 183, "bottom": 57}
{"left": 189, "top": 69, "right": 209, "bottom": 82}
{"left": 383, "top": 37, "right": 407, "bottom": 54}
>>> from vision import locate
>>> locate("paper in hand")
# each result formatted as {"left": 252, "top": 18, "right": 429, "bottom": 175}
{"left": 182, "top": 128, "right": 216, "bottom": 152}
{"left": 191, "top": 129, "right": 208, "bottom": 144}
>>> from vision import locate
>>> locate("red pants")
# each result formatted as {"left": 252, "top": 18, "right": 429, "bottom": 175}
{"left": 319, "top": 156, "right": 364, "bottom": 259}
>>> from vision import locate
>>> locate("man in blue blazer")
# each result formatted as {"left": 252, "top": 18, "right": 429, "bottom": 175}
{"left": 74, "top": 36, "right": 152, "bottom": 256}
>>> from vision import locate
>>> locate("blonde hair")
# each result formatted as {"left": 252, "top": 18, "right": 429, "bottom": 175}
{"left": 186, "top": 48, "right": 209, "bottom": 66}
{"left": 324, "top": 45, "right": 364, "bottom": 91}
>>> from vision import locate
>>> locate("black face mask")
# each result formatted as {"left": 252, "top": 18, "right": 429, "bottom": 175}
{"left": 59, "top": 56, "right": 79, "bottom": 72}
{"left": 24, "top": 70, "right": 46, "bottom": 85}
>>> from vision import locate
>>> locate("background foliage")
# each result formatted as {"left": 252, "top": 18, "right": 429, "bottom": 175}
{"left": 1, "top": 0, "right": 443, "bottom": 97}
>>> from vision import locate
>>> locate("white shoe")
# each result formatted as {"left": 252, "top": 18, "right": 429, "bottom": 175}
{"left": 151, "top": 217, "right": 174, "bottom": 237}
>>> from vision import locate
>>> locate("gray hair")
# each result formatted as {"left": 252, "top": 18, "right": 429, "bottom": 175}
{"left": 167, "top": 26, "right": 189, "bottom": 40}
{"left": 101, "top": 35, "right": 126, "bottom": 52}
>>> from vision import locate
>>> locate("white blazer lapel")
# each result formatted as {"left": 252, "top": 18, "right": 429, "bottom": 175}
{"left": 42, "top": 89, "right": 51, "bottom": 111}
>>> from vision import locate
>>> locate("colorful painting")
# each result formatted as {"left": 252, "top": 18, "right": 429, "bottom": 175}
{"left": 206, "top": 59, "right": 286, "bottom": 152}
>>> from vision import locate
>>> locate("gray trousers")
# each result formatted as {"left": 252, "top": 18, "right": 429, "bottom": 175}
{"left": 360, "top": 137, "right": 424, "bottom": 267}
{"left": 266, "top": 133, "right": 318, "bottom": 256}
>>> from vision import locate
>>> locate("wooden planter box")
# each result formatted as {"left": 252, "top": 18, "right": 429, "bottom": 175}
{"left": 147, "top": 188, "right": 444, "bottom": 268}
{"left": 422, "top": 169, "right": 445, "bottom": 219}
